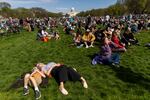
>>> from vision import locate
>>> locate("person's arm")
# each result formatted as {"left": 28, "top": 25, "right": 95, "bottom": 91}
{"left": 36, "top": 70, "right": 46, "bottom": 78}
{"left": 90, "top": 33, "right": 96, "bottom": 41}
{"left": 31, "top": 68, "right": 46, "bottom": 78}
{"left": 82, "top": 34, "right": 87, "bottom": 41}
{"left": 41, "top": 30, "right": 46, "bottom": 37}
{"left": 46, "top": 66, "right": 55, "bottom": 76}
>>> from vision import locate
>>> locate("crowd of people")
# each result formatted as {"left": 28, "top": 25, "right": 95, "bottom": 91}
{"left": 1, "top": 14, "right": 150, "bottom": 99}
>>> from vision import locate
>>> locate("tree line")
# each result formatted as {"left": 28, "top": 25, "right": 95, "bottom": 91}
{"left": 0, "top": 2, "right": 62, "bottom": 18}
{"left": 77, "top": 0, "right": 150, "bottom": 16}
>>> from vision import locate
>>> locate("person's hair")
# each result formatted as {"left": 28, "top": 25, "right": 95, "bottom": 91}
{"left": 36, "top": 63, "right": 45, "bottom": 71}
{"left": 102, "top": 37, "right": 108, "bottom": 45}
{"left": 112, "top": 31, "right": 118, "bottom": 36}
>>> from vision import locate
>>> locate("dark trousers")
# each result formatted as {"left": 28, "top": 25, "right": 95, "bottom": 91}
{"left": 51, "top": 65, "right": 81, "bottom": 85}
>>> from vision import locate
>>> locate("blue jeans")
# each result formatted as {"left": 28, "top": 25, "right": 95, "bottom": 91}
{"left": 92, "top": 53, "right": 120, "bottom": 65}
{"left": 109, "top": 53, "right": 120, "bottom": 64}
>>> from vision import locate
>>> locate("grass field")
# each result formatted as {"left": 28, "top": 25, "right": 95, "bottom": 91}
{"left": 0, "top": 28, "right": 150, "bottom": 100}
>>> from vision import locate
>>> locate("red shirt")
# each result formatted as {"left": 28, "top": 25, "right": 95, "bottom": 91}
{"left": 112, "top": 35, "right": 124, "bottom": 48}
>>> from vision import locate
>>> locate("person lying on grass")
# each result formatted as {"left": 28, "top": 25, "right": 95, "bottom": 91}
{"left": 36, "top": 62, "right": 88, "bottom": 95}
{"left": 23, "top": 66, "right": 46, "bottom": 100}
{"left": 92, "top": 37, "right": 120, "bottom": 67}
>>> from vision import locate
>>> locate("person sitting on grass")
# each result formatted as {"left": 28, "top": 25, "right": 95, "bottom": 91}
{"left": 92, "top": 37, "right": 120, "bottom": 67}
{"left": 111, "top": 31, "right": 126, "bottom": 52}
{"left": 73, "top": 32, "right": 83, "bottom": 48}
{"left": 36, "top": 62, "right": 88, "bottom": 95}
{"left": 37, "top": 27, "right": 51, "bottom": 42}
{"left": 49, "top": 26, "right": 60, "bottom": 40}
{"left": 122, "top": 28, "right": 139, "bottom": 46}
{"left": 23, "top": 66, "right": 46, "bottom": 100}
{"left": 82, "top": 29, "right": 96, "bottom": 48}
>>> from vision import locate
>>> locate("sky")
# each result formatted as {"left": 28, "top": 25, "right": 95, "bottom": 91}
{"left": 0, "top": 0, "right": 117, "bottom": 13}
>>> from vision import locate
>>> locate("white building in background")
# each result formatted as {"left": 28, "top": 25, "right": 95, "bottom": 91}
{"left": 117, "top": 0, "right": 126, "bottom": 4}
{"left": 67, "top": 7, "right": 78, "bottom": 17}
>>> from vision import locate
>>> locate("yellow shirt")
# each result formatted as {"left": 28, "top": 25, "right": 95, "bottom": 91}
{"left": 82, "top": 32, "right": 96, "bottom": 42}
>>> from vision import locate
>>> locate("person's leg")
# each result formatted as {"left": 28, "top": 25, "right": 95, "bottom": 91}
{"left": 89, "top": 41, "right": 94, "bottom": 47}
{"left": 29, "top": 76, "right": 41, "bottom": 99}
{"left": 111, "top": 53, "right": 120, "bottom": 64}
{"left": 113, "top": 47, "right": 126, "bottom": 52}
{"left": 84, "top": 41, "right": 89, "bottom": 48}
{"left": 24, "top": 74, "right": 30, "bottom": 89}
{"left": 92, "top": 55, "right": 103, "bottom": 65}
{"left": 57, "top": 67, "right": 69, "bottom": 95}
{"left": 23, "top": 74, "right": 30, "bottom": 95}
{"left": 59, "top": 82, "right": 68, "bottom": 95}
{"left": 66, "top": 67, "right": 88, "bottom": 88}
{"left": 80, "top": 77, "right": 88, "bottom": 89}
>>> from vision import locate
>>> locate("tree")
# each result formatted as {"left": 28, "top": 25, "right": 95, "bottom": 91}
{"left": 0, "top": 2, "right": 11, "bottom": 9}
{"left": 125, "top": 0, "right": 150, "bottom": 14}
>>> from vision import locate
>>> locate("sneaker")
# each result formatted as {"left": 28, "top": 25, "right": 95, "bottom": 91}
{"left": 92, "top": 59, "right": 97, "bottom": 65}
{"left": 89, "top": 45, "right": 94, "bottom": 48}
{"left": 80, "top": 44, "right": 84, "bottom": 47}
{"left": 23, "top": 88, "right": 29, "bottom": 96}
{"left": 77, "top": 44, "right": 84, "bottom": 48}
{"left": 112, "top": 63, "right": 120, "bottom": 68}
{"left": 77, "top": 46, "right": 82, "bottom": 48}
{"left": 86, "top": 45, "right": 89, "bottom": 48}
{"left": 35, "top": 90, "right": 41, "bottom": 100}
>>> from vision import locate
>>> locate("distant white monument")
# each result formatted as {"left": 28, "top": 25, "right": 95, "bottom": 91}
{"left": 67, "top": 7, "right": 78, "bottom": 17}
{"left": 117, "top": 0, "right": 126, "bottom": 4}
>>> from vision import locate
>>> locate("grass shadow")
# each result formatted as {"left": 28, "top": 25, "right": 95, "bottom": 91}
{"left": 111, "top": 66, "right": 150, "bottom": 91}
{"left": 6, "top": 71, "right": 49, "bottom": 92}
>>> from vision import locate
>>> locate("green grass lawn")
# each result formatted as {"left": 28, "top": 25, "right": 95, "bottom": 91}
{"left": 0, "top": 28, "right": 150, "bottom": 100}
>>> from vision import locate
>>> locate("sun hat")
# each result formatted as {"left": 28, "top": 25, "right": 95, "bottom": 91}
{"left": 86, "top": 29, "right": 90, "bottom": 32}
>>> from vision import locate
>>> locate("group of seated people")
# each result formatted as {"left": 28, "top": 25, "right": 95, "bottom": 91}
{"left": 23, "top": 62, "right": 88, "bottom": 99}
{"left": 91, "top": 26, "right": 139, "bottom": 67}
{"left": 72, "top": 29, "right": 96, "bottom": 48}
{"left": 72, "top": 24, "right": 139, "bottom": 50}
{"left": 37, "top": 27, "right": 60, "bottom": 42}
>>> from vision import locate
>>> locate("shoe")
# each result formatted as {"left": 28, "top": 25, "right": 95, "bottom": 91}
{"left": 80, "top": 44, "right": 84, "bottom": 47}
{"left": 112, "top": 63, "right": 120, "bottom": 68}
{"left": 59, "top": 88, "right": 68, "bottom": 95}
{"left": 23, "top": 88, "right": 29, "bottom": 96}
{"left": 90, "top": 45, "right": 94, "bottom": 48}
{"left": 35, "top": 90, "right": 41, "bottom": 100}
{"left": 77, "top": 44, "right": 84, "bottom": 48}
{"left": 86, "top": 46, "right": 89, "bottom": 48}
{"left": 92, "top": 59, "right": 97, "bottom": 65}
{"left": 77, "top": 46, "right": 82, "bottom": 48}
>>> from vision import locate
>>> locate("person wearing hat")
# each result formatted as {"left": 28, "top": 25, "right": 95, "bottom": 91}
{"left": 82, "top": 29, "right": 96, "bottom": 48}
{"left": 36, "top": 62, "right": 88, "bottom": 95}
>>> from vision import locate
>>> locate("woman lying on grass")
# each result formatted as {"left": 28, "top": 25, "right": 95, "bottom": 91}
{"left": 36, "top": 62, "right": 88, "bottom": 95}
{"left": 23, "top": 66, "right": 46, "bottom": 100}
